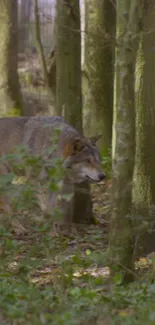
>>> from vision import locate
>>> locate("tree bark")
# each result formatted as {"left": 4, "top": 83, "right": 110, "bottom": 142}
{"left": 56, "top": 0, "right": 82, "bottom": 129}
{"left": 84, "top": 0, "right": 116, "bottom": 151}
{"left": 56, "top": 0, "right": 94, "bottom": 224}
{"left": 19, "top": 0, "right": 31, "bottom": 53}
{"left": 109, "top": 0, "right": 141, "bottom": 282}
{"left": 133, "top": 0, "right": 155, "bottom": 255}
{"left": 0, "top": 0, "right": 23, "bottom": 116}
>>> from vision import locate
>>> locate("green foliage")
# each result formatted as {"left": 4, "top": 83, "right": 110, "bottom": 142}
{"left": 0, "top": 128, "right": 154, "bottom": 325}
{"left": 100, "top": 149, "right": 112, "bottom": 178}
{"left": 0, "top": 231, "right": 155, "bottom": 325}
{"left": 0, "top": 129, "right": 65, "bottom": 217}
{"left": 7, "top": 107, "right": 22, "bottom": 117}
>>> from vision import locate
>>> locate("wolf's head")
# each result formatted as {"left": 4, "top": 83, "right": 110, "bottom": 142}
{"left": 63, "top": 135, "right": 106, "bottom": 183}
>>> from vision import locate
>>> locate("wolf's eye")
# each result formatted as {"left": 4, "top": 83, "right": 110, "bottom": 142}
{"left": 85, "top": 159, "right": 91, "bottom": 164}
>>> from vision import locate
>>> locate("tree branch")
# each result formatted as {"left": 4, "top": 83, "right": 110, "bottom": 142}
{"left": 47, "top": 45, "right": 56, "bottom": 88}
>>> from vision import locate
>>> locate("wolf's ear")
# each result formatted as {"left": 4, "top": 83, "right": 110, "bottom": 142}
{"left": 89, "top": 134, "right": 102, "bottom": 145}
{"left": 72, "top": 138, "right": 84, "bottom": 153}
{"left": 63, "top": 138, "right": 84, "bottom": 157}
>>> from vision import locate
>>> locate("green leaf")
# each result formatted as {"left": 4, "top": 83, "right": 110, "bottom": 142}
{"left": 113, "top": 272, "right": 123, "bottom": 285}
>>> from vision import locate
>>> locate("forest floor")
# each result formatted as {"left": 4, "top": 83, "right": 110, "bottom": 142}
{"left": 0, "top": 180, "right": 154, "bottom": 325}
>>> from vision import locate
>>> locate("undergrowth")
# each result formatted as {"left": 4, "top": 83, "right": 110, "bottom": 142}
{"left": 0, "top": 144, "right": 154, "bottom": 325}
{"left": 0, "top": 223, "right": 155, "bottom": 325}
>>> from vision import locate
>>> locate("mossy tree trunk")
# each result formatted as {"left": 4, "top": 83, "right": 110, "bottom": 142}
{"left": 56, "top": 0, "right": 94, "bottom": 224}
{"left": 109, "top": 0, "right": 141, "bottom": 282}
{"left": 0, "top": 0, "right": 23, "bottom": 116}
{"left": 84, "top": 0, "right": 116, "bottom": 151}
{"left": 133, "top": 0, "right": 155, "bottom": 255}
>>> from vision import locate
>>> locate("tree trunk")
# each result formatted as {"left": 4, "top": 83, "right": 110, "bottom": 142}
{"left": 56, "top": 0, "right": 82, "bottom": 129}
{"left": 84, "top": 0, "right": 116, "bottom": 151}
{"left": 33, "top": 0, "right": 55, "bottom": 107}
{"left": 19, "top": 0, "right": 31, "bottom": 53}
{"left": 133, "top": 0, "right": 155, "bottom": 255}
{"left": 109, "top": 0, "right": 141, "bottom": 282}
{"left": 0, "top": 0, "right": 23, "bottom": 116}
{"left": 56, "top": 0, "right": 94, "bottom": 224}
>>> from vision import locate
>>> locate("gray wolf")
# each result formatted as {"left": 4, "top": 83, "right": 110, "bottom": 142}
{"left": 0, "top": 116, "right": 106, "bottom": 218}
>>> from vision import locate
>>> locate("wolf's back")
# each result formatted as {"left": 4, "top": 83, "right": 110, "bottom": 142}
{"left": 0, "top": 116, "right": 80, "bottom": 157}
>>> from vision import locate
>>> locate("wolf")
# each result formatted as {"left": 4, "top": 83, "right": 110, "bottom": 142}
{"left": 0, "top": 116, "right": 106, "bottom": 221}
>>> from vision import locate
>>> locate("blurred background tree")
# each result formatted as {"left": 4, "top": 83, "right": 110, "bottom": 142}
{"left": 0, "top": 0, "right": 23, "bottom": 115}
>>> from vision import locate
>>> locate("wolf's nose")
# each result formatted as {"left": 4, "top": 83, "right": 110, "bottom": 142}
{"left": 99, "top": 172, "right": 106, "bottom": 181}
